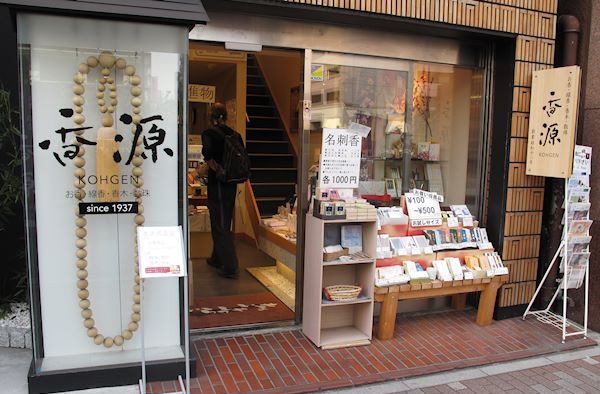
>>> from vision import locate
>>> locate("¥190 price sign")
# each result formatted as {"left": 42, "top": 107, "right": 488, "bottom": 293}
{"left": 405, "top": 193, "right": 442, "bottom": 227}
{"left": 78, "top": 202, "right": 138, "bottom": 215}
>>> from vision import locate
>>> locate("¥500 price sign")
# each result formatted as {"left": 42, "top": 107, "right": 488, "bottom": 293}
{"left": 405, "top": 193, "right": 442, "bottom": 227}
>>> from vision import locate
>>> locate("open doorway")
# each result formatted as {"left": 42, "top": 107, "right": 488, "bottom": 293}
{"left": 187, "top": 42, "right": 303, "bottom": 330}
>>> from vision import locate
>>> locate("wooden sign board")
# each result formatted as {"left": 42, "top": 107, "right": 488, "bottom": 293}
{"left": 189, "top": 84, "right": 216, "bottom": 103}
{"left": 526, "top": 66, "right": 581, "bottom": 178}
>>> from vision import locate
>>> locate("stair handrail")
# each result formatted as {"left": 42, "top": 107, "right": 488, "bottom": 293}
{"left": 244, "top": 180, "right": 261, "bottom": 249}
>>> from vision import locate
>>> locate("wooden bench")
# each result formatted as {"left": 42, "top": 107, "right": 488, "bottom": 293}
{"left": 374, "top": 275, "right": 509, "bottom": 340}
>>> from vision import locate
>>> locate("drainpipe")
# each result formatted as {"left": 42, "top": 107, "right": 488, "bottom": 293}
{"left": 538, "top": 15, "right": 580, "bottom": 308}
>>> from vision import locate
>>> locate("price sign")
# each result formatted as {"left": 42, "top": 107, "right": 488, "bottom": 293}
{"left": 137, "top": 226, "right": 186, "bottom": 279}
{"left": 319, "top": 128, "right": 362, "bottom": 189}
{"left": 405, "top": 193, "right": 442, "bottom": 227}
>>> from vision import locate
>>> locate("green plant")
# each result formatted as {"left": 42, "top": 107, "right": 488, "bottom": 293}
{"left": 0, "top": 86, "right": 26, "bottom": 311}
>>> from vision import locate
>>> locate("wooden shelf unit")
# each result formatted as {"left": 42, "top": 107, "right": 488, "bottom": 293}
{"left": 302, "top": 214, "right": 377, "bottom": 349}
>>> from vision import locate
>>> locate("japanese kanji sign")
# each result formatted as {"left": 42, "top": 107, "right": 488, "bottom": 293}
{"left": 319, "top": 128, "right": 362, "bottom": 189}
{"left": 188, "top": 84, "right": 215, "bottom": 103}
{"left": 526, "top": 66, "right": 581, "bottom": 178}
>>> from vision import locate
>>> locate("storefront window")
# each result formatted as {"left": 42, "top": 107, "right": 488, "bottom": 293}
{"left": 18, "top": 13, "right": 187, "bottom": 372}
{"left": 310, "top": 55, "right": 485, "bottom": 217}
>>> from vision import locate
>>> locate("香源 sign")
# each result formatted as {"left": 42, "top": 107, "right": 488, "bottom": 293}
{"left": 526, "top": 66, "right": 581, "bottom": 178}
{"left": 319, "top": 128, "right": 362, "bottom": 189}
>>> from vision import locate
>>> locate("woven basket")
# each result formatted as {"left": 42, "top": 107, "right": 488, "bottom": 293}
{"left": 323, "top": 285, "right": 362, "bottom": 301}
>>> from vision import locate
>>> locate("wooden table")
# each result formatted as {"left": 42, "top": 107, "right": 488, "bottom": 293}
{"left": 374, "top": 275, "right": 509, "bottom": 340}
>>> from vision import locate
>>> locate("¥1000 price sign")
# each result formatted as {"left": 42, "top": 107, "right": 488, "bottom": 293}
{"left": 405, "top": 192, "right": 442, "bottom": 227}
{"left": 319, "top": 128, "right": 362, "bottom": 189}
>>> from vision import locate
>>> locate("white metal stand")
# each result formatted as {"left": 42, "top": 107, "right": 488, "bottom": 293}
{"left": 523, "top": 178, "right": 589, "bottom": 342}
{"left": 138, "top": 276, "right": 191, "bottom": 394}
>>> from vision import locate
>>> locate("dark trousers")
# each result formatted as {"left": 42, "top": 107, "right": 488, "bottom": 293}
{"left": 207, "top": 182, "right": 239, "bottom": 274}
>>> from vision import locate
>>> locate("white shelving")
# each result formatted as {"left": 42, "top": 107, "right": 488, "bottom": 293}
{"left": 302, "top": 214, "right": 376, "bottom": 349}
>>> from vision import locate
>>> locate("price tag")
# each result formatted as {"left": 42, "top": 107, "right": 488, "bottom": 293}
{"left": 447, "top": 216, "right": 459, "bottom": 228}
{"left": 405, "top": 192, "right": 442, "bottom": 227}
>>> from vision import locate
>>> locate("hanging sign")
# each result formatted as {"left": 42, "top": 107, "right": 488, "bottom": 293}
{"left": 405, "top": 192, "right": 442, "bottom": 227}
{"left": 188, "top": 84, "right": 216, "bottom": 103}
{"left": 138, "top": 226, "right": 186, "bottom": 278}
{"left": 319, "top": 128, "right": 362, "bottom": 189}
{"left": 526, "top": 66, "right": 581, "bottom": 178}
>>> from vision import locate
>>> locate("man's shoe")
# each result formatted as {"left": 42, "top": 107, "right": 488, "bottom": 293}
{"left": 217, "top": 268, "right": 239, "bottom": 279}
{"left": 207, "top": 257, "right": 221, "bottom": 268}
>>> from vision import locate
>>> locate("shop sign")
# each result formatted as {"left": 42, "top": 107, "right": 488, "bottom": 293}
{"left": 188, "top": 84, "right": 216, "bottom": 103}
{"left": 405, "top": 192, "right": 442, "bottom": 227}
{"left": 319, "top": 128, "right": 361, "bottom": 189}
{"left": 138, "top": 226, "right": 186, "bottom": 278}
{"left": 526, "top": 66, "right": 581, "bottom": 178}
{"left": 311, "top": 64, "right": 324, "bottom": 81}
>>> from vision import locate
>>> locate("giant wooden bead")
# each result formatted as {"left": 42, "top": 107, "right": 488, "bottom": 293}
{"left": 122, "top": 329, "right": 133, "bottom": 340}
{"left": 76, "top": 249, "right": 87, "bottom": 259}
{"left": 77, "top": 146, "right": 85, "bottom": 157}
{"left": 83, "top": 318, "right": 95, "bottom": 329}
{"left": 96, "top": 92, "right": 104, "bottom": 100}
{"left": 78, "top": 289, "right": 89, "bottom": 299}
{"left": 130, "top": 75, "right": 141, "bottom": 86}
{"left": 74, "top": 106, "right": 83, "bottom": 114}
{"left": 107, "top": 107, "right": 115, "bottom": 114}
{"left": 131, "top": 86, "right": 142, "bottom": 96}
{"left": 116, "top": 58, "right": 127, "bottom": 69}
{"left": 76, "top": 228, "right": 87, "bottom": 238}
{"left": 131, "top": 97, "right": 142, "bottom": 107}
{"left": 73, "top": 157, "right": 85, "bottom": 167}
{"left": 76, "top": 239, "right": 87, "bottom": 249}
{"left": 74, "top": 190, "right": 86, "bottom": 200}
{"left": 109, "top": 84, "right": 117, "bottom": 91}
{"left": 97, "top": 99, "right": 105, "bottom": 107}
{"left": 81, "top": 308, "right": 92, "bottom": 319}
{"left": 131, "top": 313, "right": 140, "bottom": 322}
{"left": 79, "top": 63, "right": 89, "bottom": 74}
{"left": 77, "top": 269, "right": 88, "bottom": 280}
{"left": 97, "top": 83, "right": 105, "bottom": 92}
{"left": 73, "top": 95, "right": 85, "bottom": 106}
{"left": 101, "top": 68, "right": 111, "bottom": 77}
{"left": 132, "top": 303, "right": 140, "bottom": 313}
{"left": 99, "top": 106, "right": 107, "bottom": 114}
{"left": 113, "top": 335, "right": 124, "bottom": 346}
{"left": 73, "top": 114, "right": 85, "bottom": 125}
{"left": 94, "top": 334, "right": 104, "bottom": 345}
{"left": 137, "top": 205, "right": 143, "bottom": 215}
{"left": 101, "top": 114, "right": 113, "bottom": 127}
{"left": 125, "top": 65, "right": 136, "bottom": 76}
{"left": 76, "top": 259, "right": 87, "bottom": 269}
{"left": 87, "top": 56, "right": 99, "bottom": 67}
{"left": 133, "top": 284, "right": 140, "bottom": 294}
{"left": 79, "top": 299, "right": 90, "bottom": 309}
{"left": 74, "top": 178, "right": 85, "bottom": 189}
{"left": 134, "top": 215, "right": 145, "bottom": 225}
{"left": 132, "top": 115, "right": 142, "bottom": 125}
{"left": 103, "top": 337, "right": 114, "bottom": 348}
{"left": 73, "top": 84, "right": 84, "bottom": 95}
{"left": 133, "top": 178, "right": 143, "bottom": 188}
{"left": 133, "top": 107, "right": 141, "bottom": 115}
{"left": 75, "top": 217, "right": 87, "bottom": 227}
{"left": 133, "top": 294, "right": 140, "bottom": 303}
{"left": 132, "top": 157, "right": 143, "bottom": 167}
{"left": 132, "top": 167, "right": 143, "bottom": 177}
{"left": 74, "top": 167, "right": 85, "bottom": 178}
{"left": 110, "top": 99, "right": 117, "bottom": 106}
{"left": 128, "top": 322, "right": 138, "bottom": 332}
{"left": 109, "top": 91, "right": 117, "bottom": 99}
{"left": 107, "top": 77, "right": 115, "bottom": 84}
{"left": 73, "top": 73, "right": 84, "bottom": 84}
{"left": 99, "top": 51, "right": 116, "bottom": 68}
{"left": 87, "top": 327, "right": 97, "bottom": 337}
{"left": 77, "top": 279, "right": 88, "bottom": 289}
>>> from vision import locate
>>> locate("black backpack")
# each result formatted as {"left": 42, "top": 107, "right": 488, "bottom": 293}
{"left": 213, "top": 125, "right": 251, "bottom": 184}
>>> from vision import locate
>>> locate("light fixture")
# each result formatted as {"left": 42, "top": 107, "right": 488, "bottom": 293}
{"left": 224, "top": 42, "right": 262, "bottom": 52}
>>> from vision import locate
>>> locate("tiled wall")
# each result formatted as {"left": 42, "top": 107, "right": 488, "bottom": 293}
{"left": 279, "top": 0, "right": 558, "bottom": 309}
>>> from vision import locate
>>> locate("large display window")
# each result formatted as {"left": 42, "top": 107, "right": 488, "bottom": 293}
{"left": 18, "top": 13, "right": 188, "bottom": 377}
{"left": 309, "top": 52, "right": 486, "bottom": 217}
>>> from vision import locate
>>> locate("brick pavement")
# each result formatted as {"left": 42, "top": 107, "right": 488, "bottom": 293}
{"left": 395, "top": 355, "right": 600, "bottom": 394}
{"left": 147, "top": 311, "right": 596, "bottom": 394}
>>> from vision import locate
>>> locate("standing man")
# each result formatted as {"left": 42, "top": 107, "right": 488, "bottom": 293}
{"left": 201, "top": 103, "right": 242, "bottom": 279}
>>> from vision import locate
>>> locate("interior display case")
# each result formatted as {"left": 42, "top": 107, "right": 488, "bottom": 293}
{"left": 309, "top": 54, "right": 486, "bottom": 216}
{"left": 18, "top": 13, "right": 190, "bottom": 393}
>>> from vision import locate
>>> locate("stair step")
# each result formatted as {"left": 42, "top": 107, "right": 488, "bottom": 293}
{"left": 247, "top": 129, "right": 284, "bottom": 141}
{"left": 251, "top": 168, "right": 297, "bottom": 183}
{"left": 246, "top": 140, "right": 290, "bottom": 154}
{"left": 246, "top": 94, "right": 271, "bottom": 106}
{"left": 247, "top": 84, "right": 267, "bottom": 95}
{"left": 252, "top": 183, "right": 296, "bottom": 198}
{"left": 250, "top": 153, "right": 294, "bottom": 167}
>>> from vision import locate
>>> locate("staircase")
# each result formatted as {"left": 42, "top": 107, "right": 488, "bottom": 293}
{"left": 246, "top": 55, "right": 297, "bottom": 217}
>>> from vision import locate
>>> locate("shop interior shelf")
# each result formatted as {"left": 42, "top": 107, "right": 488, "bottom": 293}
{"left": 319, "top": 326, "right": 371, "bottom": 349}
{"left": 322, "top": 257, "right": 375, "bottom": 266}
{"left": 322, "top": 218, "right": 377, "bottom": 224}
{"left": 321, "top": 295, "right": 372, "bottom": 307}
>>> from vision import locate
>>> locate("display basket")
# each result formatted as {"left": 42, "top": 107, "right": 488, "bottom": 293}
{"left": 323, "top": 285, "right": 362, "bottom": 301}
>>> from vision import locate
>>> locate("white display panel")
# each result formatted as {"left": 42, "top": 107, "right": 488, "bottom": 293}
{"left": 18, "top": 13, "right": 187, "bottom": 369}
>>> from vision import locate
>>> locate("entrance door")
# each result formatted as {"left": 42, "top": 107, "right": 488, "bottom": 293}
{"left": 187, "top": 42, "right": 303, "bottom": 330}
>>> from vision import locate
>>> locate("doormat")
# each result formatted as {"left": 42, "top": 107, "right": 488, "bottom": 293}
{"left": 190, "top": 292, "right": 294, "bottom": 329}
{"left": 247, "top": 266, "right": 295, "bottom": 311}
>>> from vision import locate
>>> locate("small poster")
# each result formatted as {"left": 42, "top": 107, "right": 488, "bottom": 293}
{"left": 405, "top": 192, "right": 442, "bottom": 227}
{"left": 526, "top": 66, "right": 581, "bottom": 178}
{"left": 138, "top": 226, "right": 186, "bottom": 278}
{"left": 573, "top": 145, "right": 592, "bottom": 175}
{"left": 311, "top": 64, "right": 324, "bottom": 81}
{"left": 319, "top": 128, "right": 362, "bottom": 189}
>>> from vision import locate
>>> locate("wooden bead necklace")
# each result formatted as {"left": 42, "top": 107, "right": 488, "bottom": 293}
{"left": 72, "top": 50, "right": 144, "bottom": 348}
